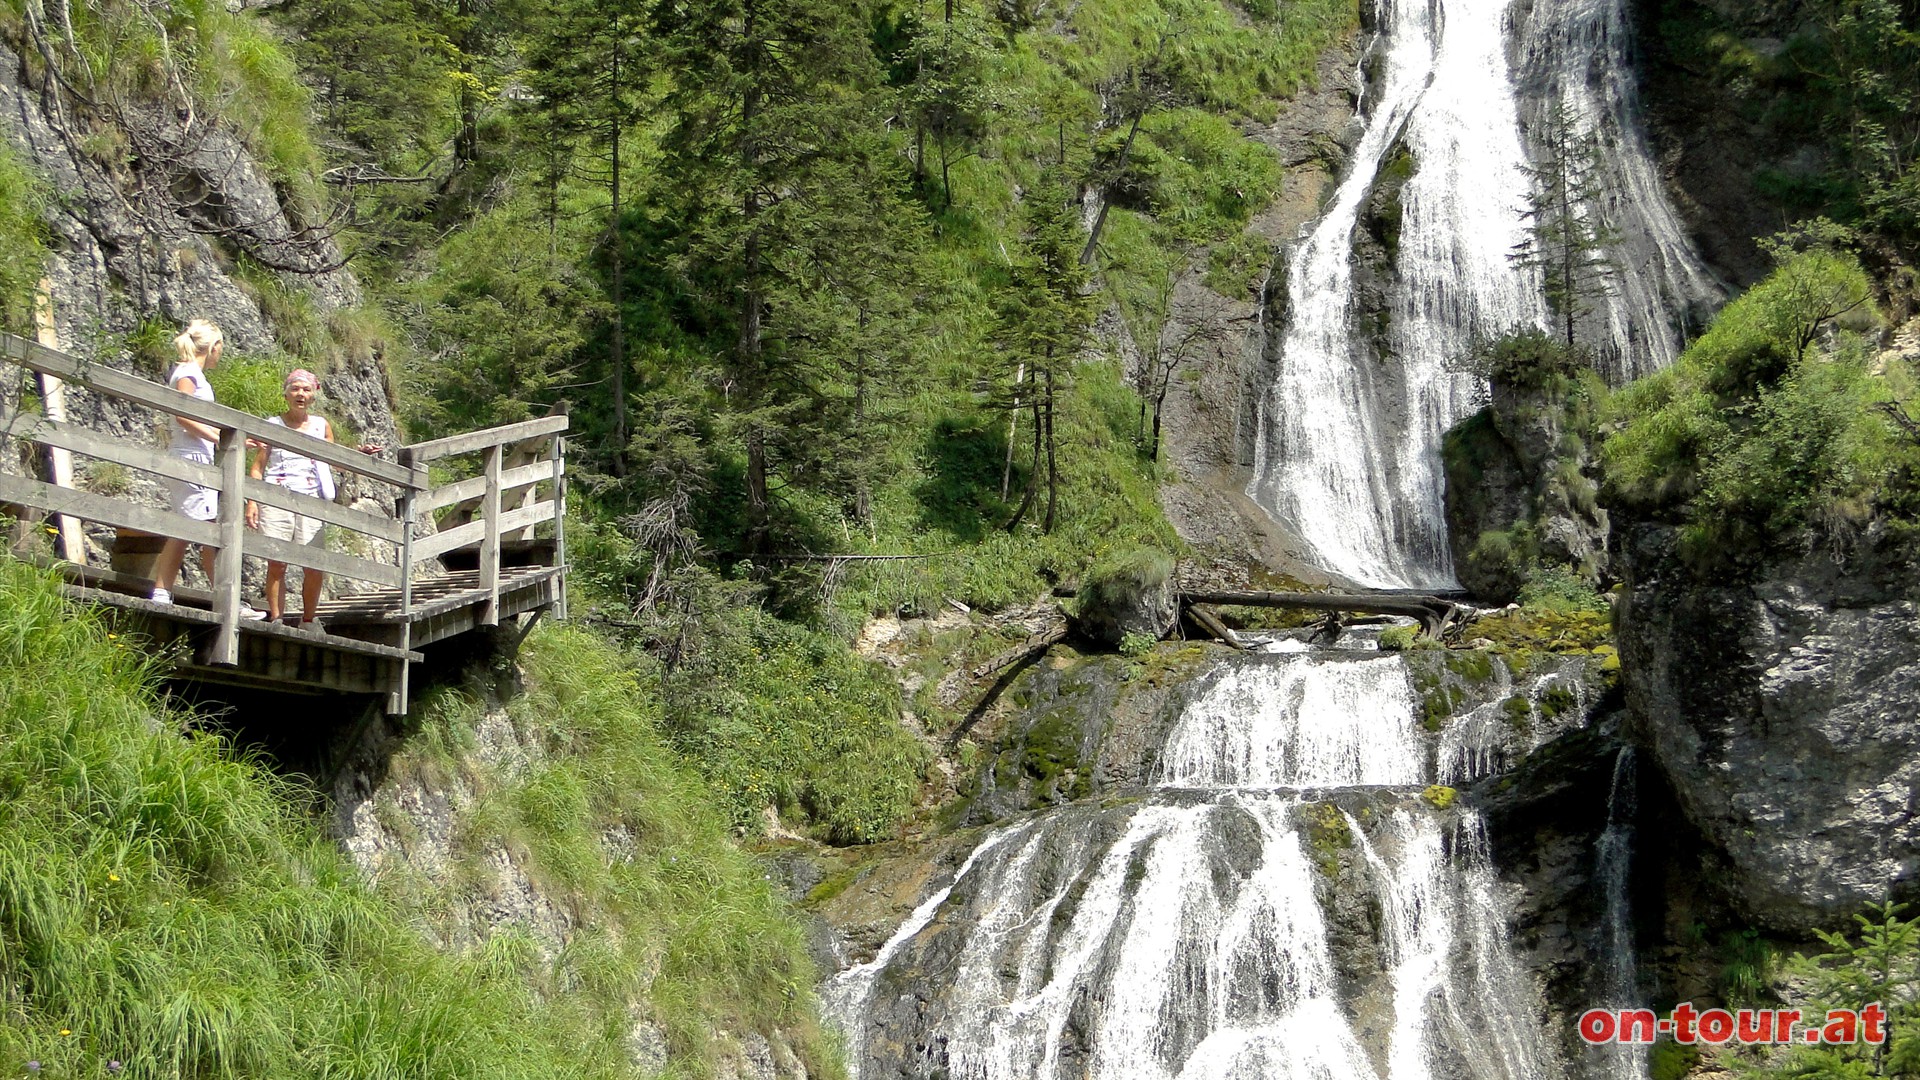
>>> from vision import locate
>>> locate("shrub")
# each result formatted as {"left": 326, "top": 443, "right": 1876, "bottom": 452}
{"left": 1604, "top": 246, "right": 1917, "bottom": 566}
{"left": 0, "top": 146, "right": 47, "bottom": 332}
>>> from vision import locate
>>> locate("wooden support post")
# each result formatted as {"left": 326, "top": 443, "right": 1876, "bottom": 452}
{"left": 32, "top": 285, "right": 84, "bottom": 564}
{"left": 393, "top": 450, "right": 417, "bottom": 715}
{"left": 550, "top": 433, "right": 566, "bottom": 621}
{"left": 210, "top": 426, "right": 246, "bottom": 666}
{"left": 479, "top": 441, "right": 501, "bottom": 626}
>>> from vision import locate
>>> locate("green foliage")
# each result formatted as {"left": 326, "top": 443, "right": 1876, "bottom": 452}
{"left": 1077, "top": 546, "right": 1174, "bottom": 617}
{"left": 1421, "top": 784, "right": 1457, "bottom": 810}
{"left": 0, "top": 144, "right": 47, "bottom": 332}
{"left": 1649, "top": 1041, "right": 1701, "bottom": 1080}
{"left": 1464, "top": 327, "right": 1590, "bottom": 392}
{"left": 205, "top": 352, "right": 292, "bottom": 419}
{"left": 1377, "top": 625, "right": 1437, "bottom": 651}
{"left": 1516, "top": 565, "right": 1610, "bottom": 615}
{"left": 1118, "top": 630, "right": 1158, "bottom": 657}
{"left": 1510, "top": 103, "right": 1620, "bottom": 344}
{"left": 1747, "top": 901, "right": 1920, "bottom": 1076}
{"left": 655, "top": 578, "right": 930, "bottom": 844}
{"left": 0, "top": 559, "right": 630, "bottom": 1078}
{"left": 394, "top": 624, "right": 834, "bottom": 1075}
{"left": 1718, "top": 926, "right": 1776, "bottom": 1006}
{"left": 1604, "top": 244, "right": 1915, "bottom": 567}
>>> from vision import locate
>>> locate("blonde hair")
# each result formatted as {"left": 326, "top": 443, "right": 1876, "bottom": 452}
{"left": 173, "top": 319, "right": 224, "bottom": 366}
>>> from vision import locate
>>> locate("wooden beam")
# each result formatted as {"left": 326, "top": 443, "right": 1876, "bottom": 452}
{"left": 403, "top": 414, "right": 569, "bottom": 463}
{"left": 240, "top": 478, "right": 404, "bottom": 543}
{"left": 0, "top": 331, "right": 418, "bottom": 487}
{"left": 246, "top": 530, "right": 404, "bottom": 588}
{"left": 0, "top": 410, "right": 402, "bottom": 544}
{"left": 1178, "top": 590, "right": 1455, "bottom": 634}
{"left": 411, "top": 499, "right": 555, "bottom": 561}
{"left": 32, "top": 288, "right": 84, "bottom": 563}
{"left": 0, "top": 472, "right": 220, "bottom": 548}
{"left": 1186, "top": 603, "right": 1253, "bottom": 650}
{"left": 210, "top": 427, "right": 246, "bottom": 666}
{"left": 551, "top": 435, "right": 567, "bottom": 620}
{"left": 418, "top": 459, "right": 558, "bottom": 514}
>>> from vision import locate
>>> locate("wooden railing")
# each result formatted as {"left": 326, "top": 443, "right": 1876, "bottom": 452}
{"left": 0, "top": 330, "right": 566, "bottom": 673}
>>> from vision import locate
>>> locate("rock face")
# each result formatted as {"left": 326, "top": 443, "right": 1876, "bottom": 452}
{"left": 1442, "top": 370, "right": 1610, "bottom": 601}
{"left": 1616, "top": 524, "right": 1920, "bottom": 929}
{"left": 0, "top": 42, "right": 401, "bottom": 536}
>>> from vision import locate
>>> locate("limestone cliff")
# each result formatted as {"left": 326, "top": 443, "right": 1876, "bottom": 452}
{"left": 1616, "top": 523, "right": 1920, "bottom": 930}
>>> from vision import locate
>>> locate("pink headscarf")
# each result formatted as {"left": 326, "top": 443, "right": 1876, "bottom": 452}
{"left": 284, "top": 369, "right": 319, "bottom": 392}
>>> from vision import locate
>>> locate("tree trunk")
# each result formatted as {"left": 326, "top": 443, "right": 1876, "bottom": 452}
{"left": 1081, "top": 109, "right": 1146, "bottom": 265}
{"left": 1005, "top": 398, "right": 1041, "bottom": 531}
{"left": 1000, "top": 362, "right": 1024, "bottom": 499}
{"left": 607, "top": 27, "right": 627, "bottom": 477}
{"left": 739, "top": 27, "right": 769, "bottom": 549}
{"left": 1042, "top": 366, "right": 1057, "bottom": 534}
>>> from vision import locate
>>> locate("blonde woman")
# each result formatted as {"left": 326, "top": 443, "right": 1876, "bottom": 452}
{"left": 149, "top": 319, "right": 264, "bottom": 619}
{"left": 245, "top": 368, "right": 381, "bottom": 630}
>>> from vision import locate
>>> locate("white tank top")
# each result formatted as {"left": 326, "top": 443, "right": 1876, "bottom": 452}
{"left": 263, "top": 414, "right": 327, "bottom": 496}
{"left": 166, "top": 363, "right": 216, "bottom": 457}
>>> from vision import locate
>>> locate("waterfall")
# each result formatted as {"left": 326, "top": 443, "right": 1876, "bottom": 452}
{"left": 1595, "top": 747, "right": 1651, "bottom": 1080}
{"left": 826, "top": 655, "right": 1557, "bottom": 1080}
{"left": 1248, "top": 0, "right": 1542, "bottom": 589}
{"left": 1516, "top": 0, "right": 1724, "bottom": 382}
{"left": 1248, "top": 0, "right": 1716, "bottom": 587}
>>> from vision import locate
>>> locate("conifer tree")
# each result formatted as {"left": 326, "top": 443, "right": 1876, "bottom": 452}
{"left": 996, "top": 170, "right": 1096, "bottom": 533}
{"left": 647, "top": 0, "right": 906, "bottom": 549}
{"left": 1512, "top": 103, "right": 1620, "bottom": 347}
{"left": 523, "top": 0, "right": 648, "bottom": 474}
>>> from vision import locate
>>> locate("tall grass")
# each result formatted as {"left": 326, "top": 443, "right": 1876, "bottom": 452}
{"left": 0, "top": 558, "right": 635, "bottom": 1078}
{"left": 378, "top": 624, "right": 836, "bottom": 1077}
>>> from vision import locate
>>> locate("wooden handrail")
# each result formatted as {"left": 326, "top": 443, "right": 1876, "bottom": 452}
{"left": 1, "top": 332, "right": 421, "bottom": 489}
{"left": 404, "top": 414, "right": 569, "bottom": 463}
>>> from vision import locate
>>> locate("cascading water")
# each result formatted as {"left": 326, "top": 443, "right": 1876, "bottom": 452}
{"left": 1516, "top": 0, "right": 1724, "bottom": 382}
{"left": 1248, "top": 0, "right": 1542, "bottom": 590}
{"left": 1247, "top": 0, "right": 1717, "bottom": 587}
{"left": 825, "top": 654, "right": 1558, "bottom": 1080}
{"left": 1595, "top": 747, "right": 1651, "bottom": 1080}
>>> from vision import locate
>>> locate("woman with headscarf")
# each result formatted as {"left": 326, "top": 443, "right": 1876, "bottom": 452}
{"left": 247, "top": 368, "right": 382, "bottom": 631}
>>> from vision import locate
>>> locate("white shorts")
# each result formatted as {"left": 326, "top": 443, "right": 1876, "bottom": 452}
{"left": 168, "top": 449, "right": 217, "bottom": 522}
{"left": 259, "top": 503, "right": 323, "bottom": 548}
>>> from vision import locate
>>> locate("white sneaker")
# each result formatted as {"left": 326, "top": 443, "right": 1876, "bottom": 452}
{"left": 238, "top": 603, "right": 267, "bottom": 621}
{"left": 149, "top": 588, "right": 172, "bottom": 605}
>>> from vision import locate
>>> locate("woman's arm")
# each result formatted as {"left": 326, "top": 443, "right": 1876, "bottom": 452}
{"left": 173, "top": 377, "right": 221, "bottom": 444}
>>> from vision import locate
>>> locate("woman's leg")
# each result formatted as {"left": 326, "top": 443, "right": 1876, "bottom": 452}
{"left": 153, "top": 538, "right": 188, "bottom": 593}
{"left": 265, "top": 561, "right": 287, "bottom": 620}
{"left": 301, "top": 569, "right": 323, "bottom": 624}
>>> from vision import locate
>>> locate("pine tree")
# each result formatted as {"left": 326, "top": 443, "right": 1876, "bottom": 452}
{"left": 1511, "top": 103, "right": 1620, "bottom": 347}
{"left": 522, "top": 0, "right": 649, "bottom": 474}
{"left": 647, "top": 0, "right": 907, "bottom": 549}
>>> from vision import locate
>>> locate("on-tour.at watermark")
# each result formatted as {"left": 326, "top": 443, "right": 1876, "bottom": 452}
{"left": 1580, "top": 1003, "right": 1888, "bottom": 1046}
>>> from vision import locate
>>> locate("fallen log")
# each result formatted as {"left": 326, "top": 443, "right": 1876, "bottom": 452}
{"left": 1186, "top": 603, "right": 1253, "bottom": 650}
{"left": 1178, "top": 590, "right": 1458, "bottom": 636}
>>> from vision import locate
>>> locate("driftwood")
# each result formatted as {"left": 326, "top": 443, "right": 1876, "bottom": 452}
{"left": 1185, "top": 603, "right": 1253, "bottom": 650}
{"left": 1178, "top": 590, "right": 1459, "bottom": 637}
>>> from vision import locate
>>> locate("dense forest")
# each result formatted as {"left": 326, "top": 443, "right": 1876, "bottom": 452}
{"left": 2, "top": 0, "right": 1920, "bottom": 1075}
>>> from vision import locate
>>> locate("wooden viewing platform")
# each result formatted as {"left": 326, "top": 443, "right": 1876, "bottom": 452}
{"left": 0, "top": 330, "right": 568, "bottom": 715}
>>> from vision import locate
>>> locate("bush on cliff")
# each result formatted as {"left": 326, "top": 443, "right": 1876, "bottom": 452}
{"left": 1604, "top": 244, "right": 1919, "bottom": 567}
